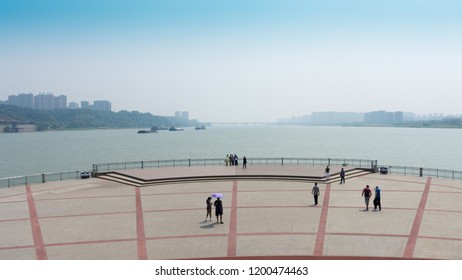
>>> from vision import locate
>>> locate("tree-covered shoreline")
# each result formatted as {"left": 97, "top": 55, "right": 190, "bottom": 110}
{"left": 0, "top": 104, "right": 201, "bottom": 131}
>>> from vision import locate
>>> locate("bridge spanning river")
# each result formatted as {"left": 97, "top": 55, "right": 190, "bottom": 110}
{"left": 210, "top": 122, "right": 281, "bottom": 126}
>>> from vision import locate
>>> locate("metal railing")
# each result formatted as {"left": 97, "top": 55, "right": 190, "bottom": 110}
{"left": 0, "top": 171, "right": 83, "bottom": 189}
{"left": 91, "top": 157, "right": 376, "bottom": 175}
{"left": 386, "top": 165, "right": 462, "bottom": 180}
{"left": 1, "top": 157, "right": 462, "bottom": 188}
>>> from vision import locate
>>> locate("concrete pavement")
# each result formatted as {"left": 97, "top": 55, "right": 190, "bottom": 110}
{"left": 1, "top": 165, "right": 462, "bottom": 259}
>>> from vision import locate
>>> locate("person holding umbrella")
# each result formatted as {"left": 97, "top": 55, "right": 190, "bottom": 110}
{"left": 212, "top": 193, "right": 224, "bottom": 224}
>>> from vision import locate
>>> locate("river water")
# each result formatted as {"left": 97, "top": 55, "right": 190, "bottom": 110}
{"left": 1, "top": 125, "right": 461, "bottom": 178}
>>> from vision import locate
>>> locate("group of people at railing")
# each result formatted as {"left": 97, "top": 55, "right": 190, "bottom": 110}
{"left": 224, "top": 154, "right": 248, "bottom": 168}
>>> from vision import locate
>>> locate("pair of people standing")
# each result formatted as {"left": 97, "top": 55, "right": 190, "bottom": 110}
{"left": 205, "top": 197, "right": 224, "bottom": 224}
{"left": 361, "top": 185, "right": 381, "bottom": 211}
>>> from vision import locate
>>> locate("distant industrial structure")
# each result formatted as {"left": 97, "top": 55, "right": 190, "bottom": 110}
{"left": 2, "top": 92, "right": 111, "bottom": 111}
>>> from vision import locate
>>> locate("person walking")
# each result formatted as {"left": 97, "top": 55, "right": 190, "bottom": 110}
{"left": 373, "top": 186, "right": 382, "bottom": 211}
{"left": 243, "top": 156, "right": 247, "bottom": 169}
{"left": 325, "top": 166, "right": 330, "bottom": 181}
{"left": 311, "top": 183, "right": 320, "bottom": 205}
{"left": 214, "top": 197, "right": 224, "bottom": 224}
{"left": 205, "top": 197, "right": 213, "bottom": 221}
{"left": 340, "top": 168, "right": 346, "bottom": 184}
{"left": 362, "top": 185, "right": 372, "bottom": 211}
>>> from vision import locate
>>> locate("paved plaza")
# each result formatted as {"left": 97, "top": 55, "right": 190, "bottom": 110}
{"left": 1, "top": 165, "right": 462, "bottom": 260}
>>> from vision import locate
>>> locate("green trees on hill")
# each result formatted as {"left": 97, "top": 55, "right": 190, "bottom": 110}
{"left": 0, "top": 105, "right": 173, "bottom": 130}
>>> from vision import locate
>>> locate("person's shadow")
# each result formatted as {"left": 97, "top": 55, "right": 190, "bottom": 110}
{"left": 200, "top": 220, "right": 216, "bottom": 229}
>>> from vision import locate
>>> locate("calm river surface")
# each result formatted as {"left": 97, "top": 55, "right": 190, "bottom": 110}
{"left": 1, "top": 125, "right": 461, "bottom": 178}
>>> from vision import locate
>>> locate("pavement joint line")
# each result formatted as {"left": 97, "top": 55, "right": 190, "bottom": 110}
{"left": 135, "top": 187, "right": 147, "bottom": 260}
{"left": 26, "top": 184, "right": 48, "bottom": 260}
{"left": 32, "top": 194, "right": 135, "bottom": 202}
{"left": 313, "top": 183, "right": 331, "bottom": 256}
{"left": 44, "top": 238, "right": 137, "bottom": 247}
{"left": 403, "top": 177, "right": 432, "bottom": 258}
{"left": 227, "top": 180, "right": 238, "bottom": 257}
{"left": 0, "top": 218, "right": 30, "bottom": 223}
{"left": 37, "top": 211, "right": 137, "bottom": 220}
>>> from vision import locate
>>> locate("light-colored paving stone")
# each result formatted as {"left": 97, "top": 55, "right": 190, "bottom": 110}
{"left": 237, "top": 234, "right": 316, "bottom": 257}
{"left": 324, "top": 235, "right": 408, "bottom": 258}
{"left": 147, "top": 236, "right": 228, "bottom": 259}
{"left": 1, "top": 166, "right": 462, "bottom": 260}
{"left": 0, "top": 220, "right": 34, "bottom": 248}
{"left": 46, "top": 241, "right": 138, "bottom": 260}
{"left": 40, "top": 213, "right": 137, "bottom": 244}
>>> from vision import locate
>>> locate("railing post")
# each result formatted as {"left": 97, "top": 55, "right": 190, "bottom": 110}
{"left": 42, "top": 173, "right": 46, "bottom": 183}
{"left": 281, "top": 157, "right": 284, "bottom": 166}
{"left": 328, "top": 158, "right": 331, "bottom": 166}
{"left": 8, "top": 178, "right": 10, "bottom": 188}
{"left": 141, "top": 161, "right": 144, "bottom": 169}
{"left": 92, "top": 164, "right": 98, "bottom": 177}
{"left": 419, "top": 168, "right": 423, "bottom": 177}
{"left": 189, "top": 159, "right": 191, "bottom": 167}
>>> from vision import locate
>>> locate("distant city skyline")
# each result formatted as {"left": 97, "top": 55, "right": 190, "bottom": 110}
{"left": 3, "top": 92, "right": 112, "bottom": 111}
{"left": 1, "top": 1, "right": 461, "bottom": 122}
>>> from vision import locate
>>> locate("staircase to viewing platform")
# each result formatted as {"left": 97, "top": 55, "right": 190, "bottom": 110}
{"left": 97, "top": 166, "right": 371, "bottom": 187}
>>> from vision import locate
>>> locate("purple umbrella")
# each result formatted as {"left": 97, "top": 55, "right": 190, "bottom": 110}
{"left": 211, "top": 193, "right": 224, "bottom": 199}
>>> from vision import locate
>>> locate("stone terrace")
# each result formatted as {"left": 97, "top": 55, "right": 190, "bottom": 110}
{"left": 1, "top": 165, "right": 462, "bottom": 260}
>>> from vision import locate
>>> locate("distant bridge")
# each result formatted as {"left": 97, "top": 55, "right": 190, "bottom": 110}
{"left": 210, "top": 122, "right": 281, "bottom": 126}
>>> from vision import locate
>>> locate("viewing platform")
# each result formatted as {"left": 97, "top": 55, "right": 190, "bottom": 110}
{"left": 1, "top": 164, "right": 462, "bottom": 260}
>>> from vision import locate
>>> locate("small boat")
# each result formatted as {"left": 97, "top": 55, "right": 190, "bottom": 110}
{"left": 169, "top": 127, "right": 184, "bottom": 131}
{"left": 195, "top": 125, "right": 206, "bottom": 130}
{"left": 137, "top": 127, "right": 158, "bottom": 134}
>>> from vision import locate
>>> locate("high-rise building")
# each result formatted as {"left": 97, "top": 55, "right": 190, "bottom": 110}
{"left": 394, "top": 111, "right": 404, "bottom": 123}
{"left": 7, "top": 93, "right": 34, "bottom": 108}
{"left": 34, "top": 93, "right": 55, "bottom": 110}
{"left": 93, "top": 100, "right": 111, "bottom": 111}
{"left": 54, "top": 95, "right": 67, "bottom": 109}
{"left": 81, "top": 101, "right": 90, "bottom": 109}
{"left": 181, "top": 111, "right": 189, "bottom": 121}
{"left": 68, "top": 102, "right": 79, "bottom": 109}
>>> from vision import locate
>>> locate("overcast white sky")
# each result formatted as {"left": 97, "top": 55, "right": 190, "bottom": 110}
{"left": 1, "top": 0, "right": 461, "bottom": 122}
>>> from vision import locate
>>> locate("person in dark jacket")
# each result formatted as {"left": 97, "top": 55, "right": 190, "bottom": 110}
{"left": 340, "top": 168, "right": 346, "bottom": 184}
{"left": 311, "top": 183, "right": 320, "bottom": 205}
{"left": 373, "top": 186, "right": 381, "bottom": 211}
{"left": 362, "top": 185, "right": 372, "bottom": 211}
{"left": 214, "top": 198, "right": 224, "bottom": 224}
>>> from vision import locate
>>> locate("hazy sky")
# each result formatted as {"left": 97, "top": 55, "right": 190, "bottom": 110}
{"left": 1, "top": 0, "right": 461, "bottom": 122}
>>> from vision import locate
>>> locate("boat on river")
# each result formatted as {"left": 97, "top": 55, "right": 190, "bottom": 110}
{"left": 137, "top": 127, "right": 158, "bottom": 134}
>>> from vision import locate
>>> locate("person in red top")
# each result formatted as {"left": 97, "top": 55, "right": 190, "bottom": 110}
{"left": 362, "top": 185, "right": 372, "bottom": 211}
